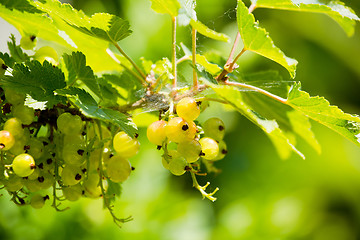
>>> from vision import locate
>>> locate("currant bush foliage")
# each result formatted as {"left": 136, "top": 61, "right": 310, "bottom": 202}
{"left": 0, "top": 0, "right": 359, "bottom": 227}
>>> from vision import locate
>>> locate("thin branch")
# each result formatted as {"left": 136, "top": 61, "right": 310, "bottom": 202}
{"left": 192, "top": 27, "right": 198, "bottom": 91}
{"left": 224, "top": 80, "right": 287, "bottom": 104}
{"left": 171, "top": 16, "right": 178, "bottom": 95}
{"left": 113, "top": 42, "right": 147, "bottom": 82}
{"left": 225, "top": 32, "right": 241, "bottom": 66}
{"left": 216, "top": 2, "right": 257, "bottom": 82}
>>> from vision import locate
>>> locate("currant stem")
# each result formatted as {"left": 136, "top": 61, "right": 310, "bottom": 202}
{"left": 171, "top": 16, "right": 178, "bottom": 96}
{"left": 189, "top": 170, "right": 218, "bottom": 202}
{"left": 113, "top": 42, "right": 147, "bottom": 82}
{"left": 192, "top": 27, "right": 198, "bottom": 91}
{"left": 96, "top": 120, "right": 132, "bottom": 227}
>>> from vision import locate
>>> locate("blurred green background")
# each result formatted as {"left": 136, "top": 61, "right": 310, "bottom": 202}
{"left": 1, "top": 0, "right": 360, "bottom": 239}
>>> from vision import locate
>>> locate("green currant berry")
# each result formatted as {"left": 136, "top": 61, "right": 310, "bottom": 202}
{"left": 168, "top": 155, "right": 187, "bottom": 176}
{"left": 62, "top": 184, "right": 83, "bottom": 201}
{"left": 83, "top": 172, "right": 105, "bottom": 198}
{"left": 0, "top": 130, "right": 15, "bottom": 151}
{"left": 113, "top": 131, "right": 140, "bottom": 158}
{"left": 177, "top": 140, "right": 202, "bottom": 163}
{"left": 57, "top": 112, "right": 83, "bottom": 135}
{"left": 147, "top": 120, "right": 167, "bottom": 146}
{"left": 13, "top": 105, "right": 35, "bottom": 125}
{"left": 199, "top": 137, "right": 219, "bottom": 160}
{"left": 30, "top": 194, "right": 48, "bottom": 209}
{"left": 106, "top": 155, "right": 131, "bottom": 183}
{"left": 203, "top": 117, "right": 225, "bottom": 141}
{"left": 4, "top": 88, "right": 25, "bottom": 106}
{"left": 20, "top": 35, "right": 37, "bottom": 50}
{"left": 61, "top": 165, "right": 83, "bottom": 186}
{"left": 176, "top": 97, "right": 200, "bottom": 121}
{"left": 213, "top": 140, "right": 228, "bottom": 161}
{"left": 4, "top": 118, "right": 24, "bottom": 138}
{"left": 12, "top": 153, "right": 36, "bottom": 177}
{"left": 165, "top": 117, "right": 197, "bottom": 143}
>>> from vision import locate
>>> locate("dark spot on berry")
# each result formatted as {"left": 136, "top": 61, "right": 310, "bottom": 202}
{"left": 38, "top": 163, "right": 44, "bottom": 169}
{"left": 109, "top": 154, "right": 114, "bottom": 158}
{"left": 157, "top": 145, "right": 162, "bottom": 150}
{"left": 46, "top": 158, "right": 52, "bottom": 165}
{"left": 77, "top": 149, "right": 85, "bottom": 156}
{"left": 29, "top": 129, "right": 34, "bottom": 134}
{"left": 19, "top": 198, "right": 25, "bottom": 205}
{"left": 38, "top": 176, "right": 45, "bottom": 183}
{"left": 81, "top": 131, "right": 86, "bottom": 136}
{"left": 219, "top": 125, "right": 224, "bottom": 131}
{"left": 51, "top": 153, "right": 56, "bottom": 157}
{"left": 82, "top": 190, "right": 85, "bottom": 195}
{"left": 2, "top": 103, "right": 11, "bottom": 114}
{"left": 131, "top": 167, "right": 135, "bottom": 171}
{"left": 182, "top": 124, "right": 189, "bottom": 131}
{"left": 30, "top": 164, "right": 36, "bottom": 169}
{"left": 82, "top": 168, "right": 87, "bottom": 173}
{"left": 222, "top": 149, "right": 228, "bottom": 154}
{"left": 135, "top": 133, "right": 139, "bottom": 138}
{"left": 196, "top": 101, "right": 202, "bottom": 106}
{"left": 1, "top": 64, "right": 7, "bottom": 70}
{"left": 23, "top": 177, "right": 28, "bottom": 180}
{"left": 24, "top": 145, "right": 30, "bottom": 150}
{"left": 42, "top": 141, "right": 49, "bottom": 146}
{"left": 30, "top": 35, "right": 36, "bottom": 41}
{"left": 199, "top": 151, "right": 205, "bottom": 156}
{"left": 44, "top": 195, "right": 50, "bottom": 200}
{"left": 0, "top": 143, "right": 5, "bottom": 149}
{"left": 75, "top": 174, "right": 82, "bottom": 180}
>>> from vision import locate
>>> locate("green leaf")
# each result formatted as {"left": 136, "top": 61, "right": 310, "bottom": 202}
{"left": 56, "top": 87, "right": 137, "bottom": 137}
{"left": 150, "top": 0, "right": 180, "bottom": 16}
{"left": 70, "top": 15, "right": 132, "bottom": 43}
{"left": 208, "top": 82, "right": 304, "bottom": 159}
{"left": 252, "top": 0, "right": 360, "bottom": 37}
{"left": 286, "top": 82, "right": 360, "bottom": 147}
{"left": 7, "top": 34, "right": 28, "bottom": 63}
{"left": 0, "top": 52, "right": 15, "bottom": 68}
{"left": 0, "top": 0, "right": 43, "bottom": 13}
{"left": 190, "top": 19, "right": 230, "bottom": 42}
{"left": 63, "top": 51, "right": 95, "bottom": 85}
{"left": 1, "top": 60, "right": 66, "bottom": 107}
{"left": 236, "top": 0, "right": 298, "bottom": 78}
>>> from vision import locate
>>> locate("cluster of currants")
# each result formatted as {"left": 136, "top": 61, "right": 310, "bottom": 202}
{"left": 0, "top": 87, "right": 140, "bottom": 209}
{"left": 147, "top": 97, "right": 227, "bottom": 176}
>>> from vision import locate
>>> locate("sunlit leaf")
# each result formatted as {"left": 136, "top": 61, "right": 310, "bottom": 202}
{"left": 252, "top": 0, "right": 360, "bottom": 36}
{"left": 149, "top": 0, "right": 180, "bottom": 17}
{"left": 190, "top": 19, "right": 230, "bottom": 42}
{"left": 237, "top": 0, "right": 298, "bottom": 78}
{"left": 286, "top": 82, "right": 360, "bottom": 146}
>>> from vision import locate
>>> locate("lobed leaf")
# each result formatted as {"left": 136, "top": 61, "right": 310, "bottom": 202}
{"left": 236, "top": 0, "right": 298, "bottom": 78}
{"left": 56, "top": 87, "right": 137, "bottom": 137}
{"left": 252, "top": 0, "right": 360, "bottom": 36}
{"left": 208, "top": 82, "right": 305, "bottom": 159}
{"left": 1, "top": 60, "right": 66, "bottom": 107}
{"left": 0, "top": 0, "right": 42, "bottom": 13}
{"left": 286, "top": 82, "right": 360, "bottom": 147}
